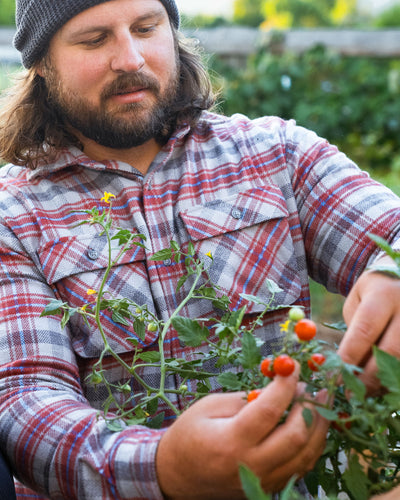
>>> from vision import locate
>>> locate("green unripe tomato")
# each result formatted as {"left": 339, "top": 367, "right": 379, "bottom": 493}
{"left": 147, "top": 322, "right": 158, "bottom": 332}
{"left": 288, "top": 307, "right": 305, "bottom": 322}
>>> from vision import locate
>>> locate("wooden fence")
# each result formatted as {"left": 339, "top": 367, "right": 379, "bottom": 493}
{"left": 1, "top": 27, "right": 400, "bottom": 65}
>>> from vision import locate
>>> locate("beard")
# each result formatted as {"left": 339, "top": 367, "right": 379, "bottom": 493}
{"left": 43, "top": 62, "right": 180, "bottom": 149}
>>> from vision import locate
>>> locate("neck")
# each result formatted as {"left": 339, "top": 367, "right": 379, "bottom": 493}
{"left": 78, "top": 133, "right": 162, "bottom": 175}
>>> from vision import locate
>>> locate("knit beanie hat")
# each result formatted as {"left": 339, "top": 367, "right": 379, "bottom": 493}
{"left": 14, "top": 0, "right": 180, "bottom": 68}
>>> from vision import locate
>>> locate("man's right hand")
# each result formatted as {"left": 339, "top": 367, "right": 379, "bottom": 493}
{"left": 156, "top": 363, "right": 329, "bottom": 500}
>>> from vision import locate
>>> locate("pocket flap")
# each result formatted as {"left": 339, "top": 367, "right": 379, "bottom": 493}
{"left": 180, "top": 186, "right": 289, "bottom": 241}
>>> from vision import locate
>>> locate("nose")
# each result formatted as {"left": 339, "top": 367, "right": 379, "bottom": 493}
{"left": 110, "top": 34, "right": 145, "bottom": 73}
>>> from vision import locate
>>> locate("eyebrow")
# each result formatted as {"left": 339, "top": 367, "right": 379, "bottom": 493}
{"left": 64, "top": 8, "right": 166, "bottom": 40}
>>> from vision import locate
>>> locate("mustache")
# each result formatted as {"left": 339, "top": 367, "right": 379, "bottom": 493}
{"left": 101, "top": 72, "right": 160, "bottom": 100}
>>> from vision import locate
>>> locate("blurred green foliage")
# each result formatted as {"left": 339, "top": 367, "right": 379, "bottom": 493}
{"left": 211, "top": 44, "right": 400, "bottom": 177}
{"left": 0, "top": 0, "right": 14, "bottom": 26}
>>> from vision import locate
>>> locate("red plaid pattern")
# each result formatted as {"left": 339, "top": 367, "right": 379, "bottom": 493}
{"left": 0, "top": 112, "right": 398, "bottom": 499}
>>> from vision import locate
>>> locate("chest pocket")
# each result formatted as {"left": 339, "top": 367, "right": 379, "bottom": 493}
{"left": 37, "top": 231, "right": 158, "bottom": 356}
{"left": 179, "top": 185, "right": 301, "bottom": 314}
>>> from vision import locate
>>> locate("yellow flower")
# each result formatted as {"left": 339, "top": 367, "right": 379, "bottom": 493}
{"left": 206, "top": 251, "right": 213, "bottom": 258}
{"left": 279, "top": 320, "right": 291, "bottom": 333}
{"left": 100, "top": 192, "right": 116, "bottom": 204}
{"left": 87, "top": 289, "right": 97, "bottom": 295}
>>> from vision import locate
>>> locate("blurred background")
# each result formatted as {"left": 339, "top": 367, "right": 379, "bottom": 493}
{"left": 1, "top": 0, "right": 400, "bottom": 336}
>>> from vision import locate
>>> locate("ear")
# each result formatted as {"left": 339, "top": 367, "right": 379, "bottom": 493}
{"left": 34, "top": 61, "right": 45, "bottom": 78}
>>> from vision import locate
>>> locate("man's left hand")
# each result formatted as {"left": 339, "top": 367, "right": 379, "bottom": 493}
{"left": 339, "top": 255, "right": 400, "bottom": 393}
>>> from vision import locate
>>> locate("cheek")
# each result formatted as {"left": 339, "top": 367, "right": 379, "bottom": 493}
{"left": 58, "top": 55, "right": 110, "bottom": 96}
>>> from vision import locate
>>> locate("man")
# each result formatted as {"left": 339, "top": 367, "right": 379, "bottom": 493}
{"left": 0, "top": 0, "right": 399, "bottom": 498}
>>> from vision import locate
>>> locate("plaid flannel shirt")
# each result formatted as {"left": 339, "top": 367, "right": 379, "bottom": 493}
{"left": 0, "top": 112, "right": 399, "bottom": 499}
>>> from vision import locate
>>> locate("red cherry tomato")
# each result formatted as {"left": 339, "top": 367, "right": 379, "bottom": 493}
{"left": 247, "top": 389, "right": 262, "bottom": 403}
{"left": 273, "top": 354, "right": 296, "bottom": 377}
{"left": 307, "top": 353, "right": 326, "bottom": 371}
{"left": 332, "top": 412, "right": 352, "bottom": 431}
{"left": 260, "top": 357, "right": 276, "bottom": 378}
{"left": 294, "top": 318, "right": 317, "bottom": 341}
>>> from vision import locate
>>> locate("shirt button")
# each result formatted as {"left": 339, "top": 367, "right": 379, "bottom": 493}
{"left": 87, "top": 248, "right": 99, "bottom": 260}
{"left": 163, "top": 259, "right": 172, "bottom": 266}
{"left": 231, "top": 208, "right": 243, "bottom": 220}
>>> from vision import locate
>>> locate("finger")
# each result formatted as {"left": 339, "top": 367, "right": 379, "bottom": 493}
{"left": 358, "top": 315, "right": 400, "bottom": 393}
{"left": 250, "top": 390, "right": 329, "bottom": 473}
{"left": 186, "top": 391, "right": 248, "bottom": 419}
{"left": 339, "top": 290, "right": 392, "bottom": 367}
{"left": 231, "top": 363, "right": 300, "bottom": 445}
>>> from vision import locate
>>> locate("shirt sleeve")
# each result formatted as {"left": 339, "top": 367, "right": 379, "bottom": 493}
{"left": 284, "top": 119, "right": 400, "bottom": 295}
{"left": 0, "top": 220, "right": 165, "bottom": 500}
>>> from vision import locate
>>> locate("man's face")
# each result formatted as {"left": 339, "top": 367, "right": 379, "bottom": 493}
{"left": 40, "top": 0, "right": 180, "bottom": 149}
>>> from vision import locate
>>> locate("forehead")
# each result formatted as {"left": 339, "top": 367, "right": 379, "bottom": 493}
{"left": 57, "top": 0, "right": 167, "bottom": 36}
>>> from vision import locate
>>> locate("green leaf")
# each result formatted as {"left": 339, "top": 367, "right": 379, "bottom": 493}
{"left": 176, "top": 275, "right": 188, "bottom": 292}
{"left": 342, "top": 368, "right": 366, "bottom": 401}
{"left": 187, "top": 241, "right": 195, "bottom": 256}
{"left": 322, "top": 321, "right": 347, "bottom": 332}
{"left": 217, "top": 371, "right": 242, "bottom": 391}
{"left": 265, "top": 278, "right": 283, "bottom": 294}
{"left": 368, "top": 234, "right": 400, "bottom": 265}
{"left": 61, "top": 308, "right": 76, "bottom": 328}
{"left": 172, "top": 316, "right": 209, "bottom": 347}
{"left": 239, "top": 293, "right": 268, "bottom": 306}
{"left": 302, "top": 407, "right": 314, "bottom": 428}
{"left": 375, "top": 347, "right": 400, "bottom": 395}
{"left": 139, "top": 351, "right": 161, "bottom": 363}
{"left": 133, "top": 317, "right": 146, "bottom": 341}
{"left": 146, "top": 411, "right": 165, "bottom": 429}
{"left": 149, "top": 248, "right": 173, "bottom": 261}
{"left": 111, "top": 311, "right": 131, "bottom": 326}
{"left": 315, "top": 407, "right": 339, "bottom": 421}
{"left": 342, "top": 454, "right": 370, "bottom": 500}
{"left": 146, "top": 397, "right": 159, "bottom": 416}
{"left": 239, "top": 464, "right": 271, "bottom": 500}
{"left": 40, "top": 300, "right": 66, "bottom": 317}
{"left": 106, "top": 420, "right": 124, "bottom": 432}
{"left": 111, "top": 228, "right": 133, "bottom": 246}
{"left": 238, "top": 331, "right": 261, "bottom": 369}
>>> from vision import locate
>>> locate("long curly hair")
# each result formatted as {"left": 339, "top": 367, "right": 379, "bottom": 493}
{"left": 0, "top": 29, "right": 216, "bottom": 169}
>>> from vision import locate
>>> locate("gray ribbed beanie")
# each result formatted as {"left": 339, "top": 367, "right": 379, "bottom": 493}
{"left": 13, "top": 0, "right": 180, "bottom": 68}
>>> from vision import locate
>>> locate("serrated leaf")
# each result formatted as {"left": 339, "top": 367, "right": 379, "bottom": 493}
{"left": 368, "top": 234, "right": 400, "bottom": 265}
{"left": 239, "top": 293, "right": 268, "bottom": 306}
{"left": 149, "top": 248, "right": 173, "bottom": 261}
{"left": 146, "top": 411, "right": 165, "bottom": 429}
{"left": 265, "top": 279, "right": 283, "bottom": 294}
{"left": 302, "top": 407, "right": 314, "bottom": 428}
{"left": 176, "top": 274, "right": 188, "bottom": 292}
{"left": 139, "top": 351, "right": 161, "bottom": 363}
{"left": 111, "top": 311, "right": 131, "bottom": 326}
{"left": 106, "top": 420, "right": 124, "bottom": 432}
{"left": 146, "top": 397, "right": 159, "bottom": 416}
{"left": 238, "top": 331, "right": 261, "bottom": 369}
{"left": 342, "top": 368, "right": 366, "bottom": 401}
{"left": 133, "top": 317, "right": 146, "bottom": 341}
{"left": 315, "top": 407, "right": 338, "bottom": 420}
{"left": 40, "top": 300, "right": 66, "bottom": 317}
{"left": 217, "top": 371, "right": 242, "bottom": 391}
{"left": 322, "top": 321, "right": 347, "bottom": 332}
{"left": 342, "top": 454, "right": 370, "bottom": 500}
{"left": 374, "top": 347, "right": 400, "bottom": 395}
{"left": 187, "top": 241, "right": 195, "bottom": 256}
{"left": 61, "top": 308, "right": 75, "bottom": 328}
{"left": 111, "top": 228, "right": 133, "bottom": 246}
{"left": 172, "top": 316, "right": 208, "bottom": 347}
{"left": 239, "top": 464, "right": 271, "bottom": 500}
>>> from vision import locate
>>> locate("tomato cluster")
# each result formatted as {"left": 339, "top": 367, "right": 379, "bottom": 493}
{"left": 247, "top": 311, "right": 324, "bottom": 403}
